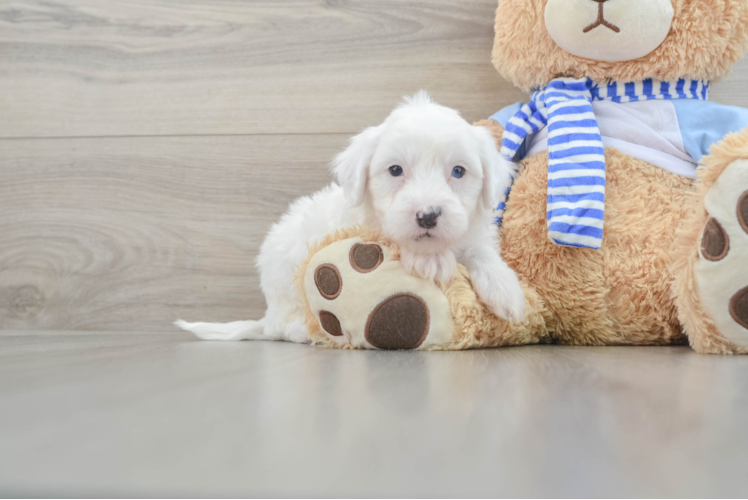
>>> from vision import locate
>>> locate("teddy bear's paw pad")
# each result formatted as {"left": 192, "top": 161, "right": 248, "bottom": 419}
{"left": 694, "top": 159, "right": 748, "bottom": 346}
{"left": 315, "top": 264, "right": 342, "bottom": 299}
{"left": 304, "top": 237, "right": 454, "bottom": 350}
{"left": 365, "top": 293, "right": 430, "bottom": 350}
{"left": 739, "top": 191, "right": 748, "bottom": 233}
{"left": 319, "top": 310, "right": 344, "bottom": 336}
{"left": 349, "top": 243, "right": 383, "bottom": 273}
{"left": 730, "top": 287, "right": 748, "bottom": 330}
{"left": 700, "top": 219, "right": 729, "bottom": 261}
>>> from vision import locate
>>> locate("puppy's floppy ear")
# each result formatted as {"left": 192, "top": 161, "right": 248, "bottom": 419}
{"left": 474, "top": 125, "right": 517, "bottom": 210}
{"left": 332, "top": 125, "right": 383, "bottom": 206}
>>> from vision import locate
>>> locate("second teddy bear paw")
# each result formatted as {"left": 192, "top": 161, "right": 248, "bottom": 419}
{"left": 695, "top": 159, "right": 748, "bottom": 345}
{"left": 302, "top": 237, "right": 455, "bottom": 350}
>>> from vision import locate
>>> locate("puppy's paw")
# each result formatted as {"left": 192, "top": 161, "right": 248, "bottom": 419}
{"left": 471, "top": 267, "right": 526, "bottom": 322}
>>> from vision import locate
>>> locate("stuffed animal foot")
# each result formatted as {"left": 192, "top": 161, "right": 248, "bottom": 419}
{"left": 694, "top": 157, "right": 748, "bottom": 349}
{"left": 296, "top": 227, "right": 550, "bottom": 350}
{"left": 302, "top": 234, "right": 455, "bottom": 350}
{"left": 673, "top": 130, "right": 748, "bottom": 354}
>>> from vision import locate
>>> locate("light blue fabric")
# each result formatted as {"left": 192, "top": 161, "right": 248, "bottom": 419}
{"left": 672, "top": 100, "right": 748, "bottom": 163}
{"left": 490, "top": 102, "right": 524, "bottom": 127}
{"left": 490, "top": 103, "right": 526, "bottom": 160}
{"left": 490, "top": 103, "right": 525, "bottom": 228}
{"left": 489, "top": 106, "right": 527, "bottom": 226}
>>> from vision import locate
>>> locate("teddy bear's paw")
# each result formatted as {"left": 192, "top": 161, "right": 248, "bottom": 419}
{"left": 303, "top": 237, "right": 455, "bottom": 350}
{"left": 694, "top": 159, "right": 748, "bottom": 345}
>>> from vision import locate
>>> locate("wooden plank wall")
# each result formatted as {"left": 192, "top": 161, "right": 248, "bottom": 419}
{"left": 1, "top": 0, "right": 747, "bottom": 332}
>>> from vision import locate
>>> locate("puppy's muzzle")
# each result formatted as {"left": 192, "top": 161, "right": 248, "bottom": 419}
{"left": 416, "top": 207, "right": 442, "bottom": 229}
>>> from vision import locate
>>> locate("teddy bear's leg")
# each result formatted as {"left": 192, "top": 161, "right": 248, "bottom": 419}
{"left": 672, "top": 128, "right": 748, "bottom": 354}
{"left": 300, "top": 233, "right": 549, "bottom": 350}
{"left": 302, "top": 236, "right": 458, "bottom": 350}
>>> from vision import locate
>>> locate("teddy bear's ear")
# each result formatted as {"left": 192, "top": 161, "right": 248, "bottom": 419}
{"left": 332, "top": 125, "right": 383, "bottom": 207}
{"left": 474, "top": 125, "right": 517, "bottom": 210}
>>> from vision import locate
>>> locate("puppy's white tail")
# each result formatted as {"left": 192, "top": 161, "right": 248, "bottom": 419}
{"left": 174, "top": 318, "right": 266, "bottom": 341}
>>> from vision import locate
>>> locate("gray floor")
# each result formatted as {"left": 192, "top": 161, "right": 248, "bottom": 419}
{"left": 2, "top": 332, "right": 748, "bottom": 497}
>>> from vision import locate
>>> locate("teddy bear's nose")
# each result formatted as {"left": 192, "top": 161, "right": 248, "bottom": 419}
{"left": 584, "top": 0, "right": 620, "bottom": 33}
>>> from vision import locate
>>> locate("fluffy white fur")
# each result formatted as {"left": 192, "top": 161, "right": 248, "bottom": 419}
{"left": 176, "top": 92, "right": 525, "bottom": 343}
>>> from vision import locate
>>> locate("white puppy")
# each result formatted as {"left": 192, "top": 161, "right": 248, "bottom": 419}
{"left": 177, "top": 92, "right": 525, "bottom": 343}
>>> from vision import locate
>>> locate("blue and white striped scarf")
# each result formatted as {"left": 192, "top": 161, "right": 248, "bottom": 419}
{"left": 500, "top": 77, "right": 710, "bottom": 249}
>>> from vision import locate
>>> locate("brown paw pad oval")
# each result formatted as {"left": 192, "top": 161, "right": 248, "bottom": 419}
{"left": 365, "top": 293, "right": 430, "bottom": 350}
{"left": 319, "top": 310, "right": 343, "bottom": 336}
{"left": 739, "top": 191, "right": 748, "bottom": 234}
{"left": 701, "top": 218, "right": 730, "bottom": 261}
{"left": 315, "top": 264, "right": 342, "bottom": 300}
{"left": 730, "top": 286, "right": 748, "bottom": 330}
{"left": 349, "top": 243, "right": 383, "bottom": 273}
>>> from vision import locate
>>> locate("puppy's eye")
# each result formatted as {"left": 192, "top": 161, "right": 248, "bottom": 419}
{"left": 389, "top": 165, "right": 403, "bottom": 177}
{"left": 452, "top": 166, "right": 466, "bottom": 179}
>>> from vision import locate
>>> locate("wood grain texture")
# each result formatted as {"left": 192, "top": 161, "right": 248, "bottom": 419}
{"left": 0, "top": 0, "right": 747, "bottom": 332}
{"left": 0, "top": 135, "right": 343, "bottom": 331}
{"left": 716, "top": 58, "right": 748, "bottom": 105}
{"left": 0, "top": 0, "right": 526, "bottom": 138}
{"left": 1, "top": 0, "right": 745, "bottom": 140}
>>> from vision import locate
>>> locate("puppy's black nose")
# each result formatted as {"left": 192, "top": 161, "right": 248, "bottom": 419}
{"left": 417, "top": 208, "right": 442, "bottom": 229}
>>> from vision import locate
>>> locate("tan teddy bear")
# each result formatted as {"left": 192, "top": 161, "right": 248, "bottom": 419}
{"left": 299, "top": 0, "right": 748, "bottom": 353}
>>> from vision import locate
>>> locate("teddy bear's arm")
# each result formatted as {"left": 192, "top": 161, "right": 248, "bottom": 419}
{"left": 296, "top": 227, "right": 550, "bottom": 350}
